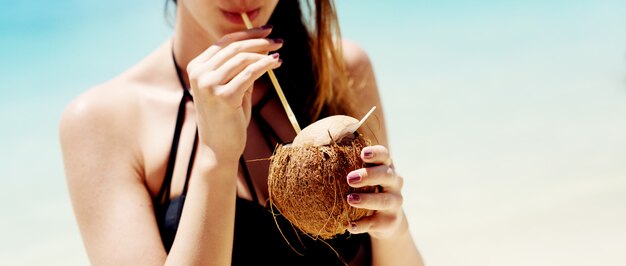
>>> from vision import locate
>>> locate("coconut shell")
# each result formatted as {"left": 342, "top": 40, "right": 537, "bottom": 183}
{"left": 268, "top": 130, "right": 376, "bottom": 239}
{"left": 292, "top": 115, "right": 359, "bottom": 147}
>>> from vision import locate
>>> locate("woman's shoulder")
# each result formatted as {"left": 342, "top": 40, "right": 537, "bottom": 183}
{"left": 341, "top": 39, "right": 373, "bottom": 79}
{"left": 339, "top": 39, "right": 378, "bottom": 103}
{"left": 61, "top": 77, "right": 139, "bottom": 133}
{"left": 58, "top": 76, "right": 146, "bottom": 167}
{"left": 60, "top": 43, "right": 173, "bottom": 149}
{"left": 339, "top": 39, "right": 388, "bottom": 145}
{"left": 339, "top": 39, "right": 378, "bottom": 107}
{"left": 61, "top": 61, "right": 149, "bottom": 132}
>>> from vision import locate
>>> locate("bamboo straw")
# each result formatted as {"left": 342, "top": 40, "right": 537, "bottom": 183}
{"left": 240, "top": 12, "right": 301, "bottom": 134}
{"left": 357, "top": 106, "right": 377, "bottom": 129}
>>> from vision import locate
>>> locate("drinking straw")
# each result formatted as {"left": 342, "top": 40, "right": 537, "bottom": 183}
{"left": 241, "top": 12, "right": 301, "bottom": 134}
{"left": 357, "top": 106, "right": 376, "bottom": 129}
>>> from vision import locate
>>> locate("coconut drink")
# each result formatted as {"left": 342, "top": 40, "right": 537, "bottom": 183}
{"left": 268, "top": 114, "right": 377, "bottom": 239}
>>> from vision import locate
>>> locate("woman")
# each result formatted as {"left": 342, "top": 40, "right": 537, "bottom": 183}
{"left": 60, "top": 0, "right": 423, "bottom": 265}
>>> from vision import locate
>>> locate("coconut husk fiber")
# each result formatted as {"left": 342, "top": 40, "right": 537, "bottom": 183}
{"left": 268, "top": 132, "right": 376, "bottom": 239}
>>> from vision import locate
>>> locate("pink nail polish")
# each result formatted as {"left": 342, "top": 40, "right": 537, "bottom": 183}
{"left": 347, "top": 172, "right": 361, "bottom": 183}
{"left": 363, "top": 149, "right": 373, "bottom": 159}
{"left": 271, "top": 53, "right": 280, "bottom": 59}
{"left": 347, "top": 194, "right": 361, "bottom": 203}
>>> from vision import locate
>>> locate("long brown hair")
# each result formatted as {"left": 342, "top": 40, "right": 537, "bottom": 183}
{"left": 306, "top": 0, "right": 350, "bottom": 120}
{"left": 267, "top": 0, "right": 350, "bottom": 126}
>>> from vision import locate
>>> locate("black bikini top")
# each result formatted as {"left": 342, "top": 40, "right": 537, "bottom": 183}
{"left": 152, "top": 50, "right": 372, "bottom": 265}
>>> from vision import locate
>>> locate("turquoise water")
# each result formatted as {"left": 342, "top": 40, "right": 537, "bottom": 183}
{"left": 1, "top": 0, "right": 626, "bottom": 265}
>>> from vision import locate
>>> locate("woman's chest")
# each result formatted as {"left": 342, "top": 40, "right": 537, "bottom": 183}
{"left": 140, "top": 84, "right": 297, "bottom": 203}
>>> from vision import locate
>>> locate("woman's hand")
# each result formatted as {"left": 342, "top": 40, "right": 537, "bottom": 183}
{"left": 346, "top": 145, "right": 408, "bottom": 239}
{"left": 187, "top": 25, "right": 283, "bottom": 162}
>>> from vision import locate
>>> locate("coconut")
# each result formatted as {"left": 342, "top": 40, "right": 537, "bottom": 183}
{"left": 268, "top": 115, "right": 376, "bottom": 239}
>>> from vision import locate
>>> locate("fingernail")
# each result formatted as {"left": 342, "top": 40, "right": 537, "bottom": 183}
{"left": 347, "top": 172, "right": 361, "bottom": 184}
{"left": 347, "top": 194, "right": 361, "bottom": 203}
{"left": 260, "top": 25, "right": 273, "bottom": 30}
{"left": 272, "top": 38, "right": 284, "bottom": 44}
{"left": 277, "top": 58, "right": 283, "bottom": 64}
{"left": 271, "top": 53, "right": 280, "bottom": 59}
{"left": 363, "top": 149, "right": 373, "bottom": 159}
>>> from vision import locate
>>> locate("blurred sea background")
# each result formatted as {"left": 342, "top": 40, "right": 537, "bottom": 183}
{"left": 1, "top": 0, "right": 625, "bottom": 265}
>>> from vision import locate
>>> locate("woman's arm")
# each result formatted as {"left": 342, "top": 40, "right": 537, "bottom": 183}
{"left": 60, "top": 87, "right": 169, "bottom": 265}
{"left": 166, "top": 26, "right": 282, "bottom": 265}
{"left": 341, "top": 40, "right": 425, "bottom": 266}
{"left": 61, "top": 26, "right": 282, "bottom": 265}
{"left": 61, "top": 90, "right": 241, "bottom": 265}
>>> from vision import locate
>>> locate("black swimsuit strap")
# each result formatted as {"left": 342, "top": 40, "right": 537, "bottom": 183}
{"left": 171, "top": 51, "right": 198, "bottom": 197}
{"left": 172, "top": 52, "right": 192, "bottom": 99}
{"left": 155, "top": 86, "right": 190, "bottom": 204}
{"left": 182, "top": 127, "right": 198, "bottom": 195}
{"left": 155, "top": 50, "right": 198, "bottom": 204}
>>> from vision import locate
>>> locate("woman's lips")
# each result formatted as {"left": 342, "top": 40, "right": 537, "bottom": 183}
{"left": 221, "top": 8, "right": 261, "bottom": 25}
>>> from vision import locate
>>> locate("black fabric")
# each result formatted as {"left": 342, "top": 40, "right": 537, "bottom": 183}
{"left": 152, "top": 50, "right": 372, "bottom": 265}
{"left": 153, "top": 70, "right": 196, "bottom": 250}
{"left": 232, "top": 198, "right": 371, "bottom": 266}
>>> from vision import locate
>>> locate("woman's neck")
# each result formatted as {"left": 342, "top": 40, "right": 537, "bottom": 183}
{"left": 171, "top": 3, "right": 218, "bottom": 89}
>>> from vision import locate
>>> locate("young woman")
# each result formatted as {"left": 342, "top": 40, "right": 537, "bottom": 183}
{"left": 60, "top": 0, "right": 423, "bottom": 265}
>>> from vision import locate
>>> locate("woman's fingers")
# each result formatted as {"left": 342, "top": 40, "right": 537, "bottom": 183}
{"left": 186, "top": 26, "right": 278, "bottom": 161}
{"left": 217, "top": 53, "right": 281, "bottom": 107}
{"left": 209, "top": 52, "right": 273, "bottom": 84}
{"left": 190, "top": 25, "right": 274, "bottom": 65}
{"left": 347, "top": 192, "right": 403, "bottom": 211}
{"left": 204, "top": 38, "right": 283, "bottom": 70}
{"left": 360, "top": 145, "right": 393, "bottom": 166}
{"left": 347, "top": 164, "right": 403, "bottom": 190}
{"left": 191, "top": 52, "right": 267, "bottom": 89}
{"left": 346, "top": 212, "right": 400, "bottom": 236}
{"left": 344, "top": 144, "right": 411, "bottom": 240}
{"left": 188, "top": 38, "right": 282, "bottom": 81}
